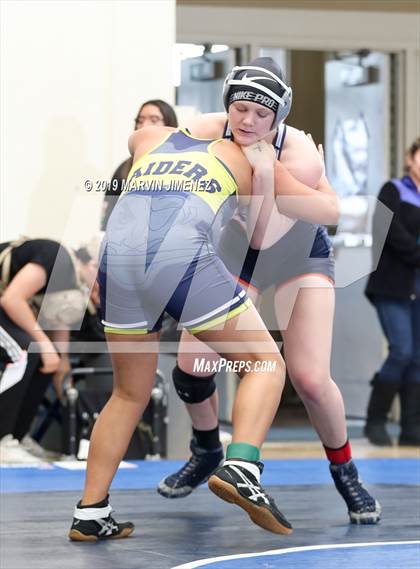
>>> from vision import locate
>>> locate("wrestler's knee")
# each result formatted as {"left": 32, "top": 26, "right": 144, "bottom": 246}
{"left": 289, "top": 365, "right": 330, "bottom": 403}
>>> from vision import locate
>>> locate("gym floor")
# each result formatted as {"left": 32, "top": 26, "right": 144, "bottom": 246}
{"left": 1, "top": 442, "right": 419, "bottom": 569}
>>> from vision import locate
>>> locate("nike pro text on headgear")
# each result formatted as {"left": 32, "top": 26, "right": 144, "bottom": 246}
{"left": 223, "top": 57, "right": 292, "bottom": 127}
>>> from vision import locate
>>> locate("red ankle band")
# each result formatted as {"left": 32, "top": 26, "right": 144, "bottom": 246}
{"left": 324, "top": 440, "right": 352, "bottom": 464}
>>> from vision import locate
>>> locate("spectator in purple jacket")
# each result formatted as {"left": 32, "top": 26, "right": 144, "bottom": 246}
{"left": 364, "top": 137, "right": 420, "bottom": 447}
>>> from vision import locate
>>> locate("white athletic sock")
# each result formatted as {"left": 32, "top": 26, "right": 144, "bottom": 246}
{"left": 74, "top": 503, "right": 112, "bottom": 520}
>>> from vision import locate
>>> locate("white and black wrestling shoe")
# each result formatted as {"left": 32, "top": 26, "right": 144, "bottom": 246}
{"left": 69, "top": 497, "right": 134, "bottom": 541}
{"left": 208, "top": 460, "right": 293, "bottom": 535}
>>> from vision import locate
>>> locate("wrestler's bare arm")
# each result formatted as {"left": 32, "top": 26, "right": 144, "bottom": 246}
{"left": 184, "top": 113, "right": 227, "bottom": 139}
{"left": 184, "top": 114, "right": 324, "bottom": 188}
{"left": 245, "top": 127, "right": 326, "bottom": 249}
{"left": 279, "top": 126, "right": 325, "bottom": 188}
{"left": 274, "top": 161, "right": 338, "bottom": 226}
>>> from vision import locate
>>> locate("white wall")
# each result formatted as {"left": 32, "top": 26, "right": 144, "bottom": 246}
{"left": 0, "top": 0, "right": 175, "bottom": 246}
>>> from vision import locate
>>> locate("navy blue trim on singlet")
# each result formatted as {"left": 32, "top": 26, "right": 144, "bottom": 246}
{"left": 149, "top": 130, "right": 212, "bottom": 154}
{"left": 214, "top": 156, "right": 236, "bottom": 186}
{"left": 170, "top": 128, "right": 237, "bottom": 184}
{"left": 274, "top": 124, "right": 287, "bottom": 159}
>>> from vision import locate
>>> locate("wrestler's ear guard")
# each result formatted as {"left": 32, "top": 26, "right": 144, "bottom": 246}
{"left": 223, "top": 65, "right": 293, "bottom": 126}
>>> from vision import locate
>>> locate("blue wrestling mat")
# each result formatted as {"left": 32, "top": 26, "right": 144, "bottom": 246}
{"left": 1, "top": 457, "right": 419, "bottom": 569}
{"left": 171, "top": 542, "right": 420, "bottom": 569}
{"left": 1, "top": 457, "right": 419, "bottom": 493}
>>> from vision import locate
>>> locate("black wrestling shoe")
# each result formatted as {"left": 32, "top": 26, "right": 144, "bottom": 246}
{"left": 68, "top": 501, "right": 134, "bottom": 541}
{"left": 330, "top": 460, "right": 381, "bottom": 524}
{"left": 158, "top": 439, "right": 224, "bottom": 498}
{"left": 208, "top": 460, "right": 293, "bottom": 535}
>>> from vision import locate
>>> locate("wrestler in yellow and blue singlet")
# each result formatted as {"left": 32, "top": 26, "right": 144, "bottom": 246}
{"left": 98, "top": 129, "right": 251, "bottom": 335}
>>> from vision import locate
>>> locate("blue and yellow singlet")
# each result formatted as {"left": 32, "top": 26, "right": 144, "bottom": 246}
{"left": 124, "top": 128, "right": 237, "bottom": 211}
{"left": 99, "top": 129, "right": 251, "bottom": 335}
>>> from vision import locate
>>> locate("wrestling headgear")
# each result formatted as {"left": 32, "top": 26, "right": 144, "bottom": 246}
{"left": 223, "top": 57, "right": 292, "bottom": 127}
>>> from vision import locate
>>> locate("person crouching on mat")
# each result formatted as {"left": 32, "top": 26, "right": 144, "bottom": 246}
{"left": 68, "top": 115, "right": 339, "bottom": 540}
{"left": 0, "top": 238, "right": 99, "bottom": 462}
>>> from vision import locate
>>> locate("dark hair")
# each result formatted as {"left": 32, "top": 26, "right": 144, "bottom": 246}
{"left": 136, "top": 99, "right": 178, "bottom": 128}
{"left": 404, "top": 136, "right": 420, "bottom": 173}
